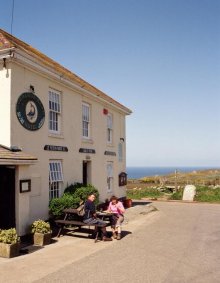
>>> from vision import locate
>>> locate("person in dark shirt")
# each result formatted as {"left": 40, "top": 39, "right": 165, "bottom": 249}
{"left": 83, "top": 193, "right": 112, "bottom": 241}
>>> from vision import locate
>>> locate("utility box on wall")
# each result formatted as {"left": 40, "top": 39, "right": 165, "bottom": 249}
{"left": 119, "top": 172, "right": 127, "bottom": 186}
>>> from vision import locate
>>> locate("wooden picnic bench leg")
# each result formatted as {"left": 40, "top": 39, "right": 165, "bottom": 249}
{"left": 94, "top": 227, "right": 99, "bottom": 243}
{"left": 57, "top": 213, "right": 68, "bottom": 237}
{"left": 94, "top": 225, "right": 105, "bottom": 243}
{"left": 87, "top": 225, "right": 98, "bottom": 243}
{"left": 57, "top": 225, "right": 63, "bottom": 238}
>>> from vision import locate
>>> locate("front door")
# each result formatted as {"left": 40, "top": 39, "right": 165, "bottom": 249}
{"left": 82, "top": 161, "right": 91, "bottom": 186}
{"left": 83, "top": 161, "right": 88, "bottom": 186}
{"left": 0, "top": 166, "right": 16, "bottom": 229}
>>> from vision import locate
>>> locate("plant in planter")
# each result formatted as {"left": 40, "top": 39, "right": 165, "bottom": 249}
{"left": 0, "top": 228, "right": 20, "bottom": 258}
{"left": 31, "top": 219, "right": 52, "bottom": 246}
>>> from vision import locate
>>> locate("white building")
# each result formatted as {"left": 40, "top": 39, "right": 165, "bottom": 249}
{"left": 0, "top": 29, "right": 132, "bottom": 235}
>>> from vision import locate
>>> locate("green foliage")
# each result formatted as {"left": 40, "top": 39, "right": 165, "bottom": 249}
{"left": 0, "top": 228, "right": 20, "bottom": 244}
{"left": 141, "top": 177, "right": 160, "bottom": 184}
{"left": 127, "top": 188, "right": 162, "bottom": 200}
{"left": 64, "top": 183, "right": 83, "bottom": 194}
{"left": 73, "top": 185, "right": 99, "bottom": 204}
{"left": 126, "top": 184, "right": 220, "bottom": 203}
{"left": 49, "top": 194, "right": 80, "bottom": 217}
{"left": 195, "top": 186, "right": 220, "bottom": 202}
{"left": 49, "top": 184, "right": 99, "bottom": 218}
{"left": 169, "top": 189, "right": 183, "bottom": 200}
{"left": 31, "top": 219, "right": 51, "bottom": 234}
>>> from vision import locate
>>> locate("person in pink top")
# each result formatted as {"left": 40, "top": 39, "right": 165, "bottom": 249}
{"left": 107, "top": 195, "right": 125, "bottom": 240}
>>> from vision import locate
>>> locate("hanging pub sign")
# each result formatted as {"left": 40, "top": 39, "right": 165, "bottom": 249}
{"left": 119, "top": 172, "right": 127, "bottom": 186}
{"left": 16, "top": 92, "right": 45, "bottom": 131}
{"left": 104, "top": 151, "right": 116, "bottom": 156}
{"left": 44, "top": 145, "right": 68, "bottom": 152}
{"left": 79, "top": 148, "right": 96, "bottom": 154}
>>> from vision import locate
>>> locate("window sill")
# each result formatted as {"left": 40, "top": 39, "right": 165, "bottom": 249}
{"left": 106, "top": 143, "right": 115, "bottom": 147}
{"left": 82, "top": 138, "right": 94, "bottom": 144}
{"left": 48, "top": 133, "right": 64, "bottom": 139}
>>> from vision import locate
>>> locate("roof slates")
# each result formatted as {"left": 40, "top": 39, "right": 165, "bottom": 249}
{"left": 0, "top": 145, "right": 37, "bottom": 161}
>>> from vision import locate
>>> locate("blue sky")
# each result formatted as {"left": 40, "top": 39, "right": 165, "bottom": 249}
{"left": 1, "top": 0, "right": 220, "bottom": 167}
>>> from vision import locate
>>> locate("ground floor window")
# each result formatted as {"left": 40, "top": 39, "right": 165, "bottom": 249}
{"left": 49, "top": 160, "right": 63, "bottom": 200}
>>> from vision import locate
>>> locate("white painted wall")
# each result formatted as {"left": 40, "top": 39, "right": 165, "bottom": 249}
{"left": 4, "top": 60, "right": 128, "bottom": 235}
{"left": 0, "top": 64, "right": 11, "bottom": 146}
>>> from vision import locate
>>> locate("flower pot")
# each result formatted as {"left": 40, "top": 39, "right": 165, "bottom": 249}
{"left": 0, "top": 242, "right": 20, "bottom": 258}
{"left": 124, "top": 198, "right": 132, "bottom": 208}
{"left": 33, "top": 232, "right": 52, "bottom": 246}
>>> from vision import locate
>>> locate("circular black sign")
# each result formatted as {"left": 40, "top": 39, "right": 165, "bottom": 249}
{"left": 16, "top": 92, "right": 45, "bottom": 131}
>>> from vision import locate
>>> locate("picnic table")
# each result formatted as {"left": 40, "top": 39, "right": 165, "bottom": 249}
{"left": 55, "top": 208, "right": 112, "bottom": 243}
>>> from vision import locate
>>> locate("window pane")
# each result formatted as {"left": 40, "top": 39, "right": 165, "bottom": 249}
{"left": 118, "top": 143, "right": 123, "bottom": 161}
{"left": 49, "top": 161, "right": 63, "bottom": 200}
{"left": 49, "top": 89, "right": 61, "bottom": 132}
{"left": 49, "top": 161, "right": 63, "bottom": 182}
{"left": 82, "top": 104, "right": 90, "bottom": 138}
{"left": 107, "top": 114, "right": 112, "bottom": 129}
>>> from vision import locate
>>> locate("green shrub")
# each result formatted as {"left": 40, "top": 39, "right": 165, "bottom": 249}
{"left": 73, "top": 185, "right": 99, "bottom": 204}
{"left": 64, "top": 183, "right": 83, "bottom": 194}
{"left": 31, "top": 220, "right": 51, "bottom": 234}
{"left": 0, "top": 228, "right": 20, "bottom": 244}
{"left": 169, "top": 189, "right": 183, "bottom": 200}
{"left": 49, "top": 184, "right": 99, "bottom": 218}
{"left": 141, "top": 177, "right": 159, "bottom": 184}
{"left": 49, "top": 194, "right": 80, "bottom": 217}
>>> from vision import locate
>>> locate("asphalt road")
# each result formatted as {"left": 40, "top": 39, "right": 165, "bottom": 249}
{"left": 35, "top": 201, "right": 220, "bottom": 283}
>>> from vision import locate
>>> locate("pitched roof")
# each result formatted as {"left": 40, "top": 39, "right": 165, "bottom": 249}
{"left": 0, "top": 29, "right": 132, "bottom": 115}
{"left": 0, "top": 145, "right": 37, "bottom": 165}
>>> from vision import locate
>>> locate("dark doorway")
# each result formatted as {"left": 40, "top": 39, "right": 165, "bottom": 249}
{"left": 0, "top": 166, "right": 16, "bottom": 229}
{"left": 83, "top": 161, "right": 88, "bottom": 186}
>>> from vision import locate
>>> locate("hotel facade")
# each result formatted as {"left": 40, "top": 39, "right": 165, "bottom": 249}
{"left": 0, "top": 29, "right": 131, "bottom": 235}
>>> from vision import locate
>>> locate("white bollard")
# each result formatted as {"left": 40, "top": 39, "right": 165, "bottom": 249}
{"left": 182, "top": 185, "right": 196, "bottom": 201}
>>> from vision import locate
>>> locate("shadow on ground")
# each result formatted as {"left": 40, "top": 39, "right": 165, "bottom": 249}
{"left": 57, "top": 227, "right": 132, "bottom": 241}
{"left": 131, "top": 201, "right": 152, "bottom": 207}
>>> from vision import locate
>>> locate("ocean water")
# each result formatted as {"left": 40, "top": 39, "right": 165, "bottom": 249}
{"left": 126, "top": 166, "right": 220, "bottom": 179}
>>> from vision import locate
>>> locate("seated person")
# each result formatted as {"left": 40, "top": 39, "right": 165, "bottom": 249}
{"left": 83, "top": 193, "right": 112, "bottom": 241}
{"left": 107, "top": 195, "right": 125, "bottom": 240}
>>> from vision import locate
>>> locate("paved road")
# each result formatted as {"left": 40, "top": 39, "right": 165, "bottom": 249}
{"left": 35, "top": 201, "right": 220, "bottom": 283}
{"left": 1, "top": 202, "right": 220, "bottom": 283}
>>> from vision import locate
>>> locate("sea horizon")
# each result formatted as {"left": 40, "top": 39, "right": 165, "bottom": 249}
{"left": 126, "top": 166, "right": 220, "bottom": 179}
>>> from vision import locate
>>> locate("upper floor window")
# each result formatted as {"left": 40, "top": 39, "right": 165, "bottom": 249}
{"left": 49, "top": 160, "right": 63, "bottom": 200}
{"left": 107, "top": 162, "right": 113, "bottom": 192}
{"left": 107, "top": 114, "right": 113, "bottom": 143}
{"left": 118, "top": 143, "right": 123, "bottom": 162}
{"left": 82, "top": 103, "right": 90, "bottom": 138}
{"left": 49, "top": 89, "right": 61, "bottom": 133}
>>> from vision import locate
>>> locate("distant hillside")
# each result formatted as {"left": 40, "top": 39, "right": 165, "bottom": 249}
{"left": 127, "top": 169, "right": 220, "bottom": 188}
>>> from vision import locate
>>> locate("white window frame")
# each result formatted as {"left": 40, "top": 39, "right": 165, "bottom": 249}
{"left": 82, "top": 103, "right": 90, "bottom": 138}
{"left": 49, "top": 160, "right": 63, "bottom": 200}
{"left": 107, "top": 162, "right": 113, "bottom": 192}
{"left": 107, "top": 113, "right": 113, "bottom": 143}
{"left": 49, "top": 88, "right": 61, "bottom": 134}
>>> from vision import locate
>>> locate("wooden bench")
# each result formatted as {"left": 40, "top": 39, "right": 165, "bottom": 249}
{"left": 55, "top": 208, "right": 109, "bottom": 242}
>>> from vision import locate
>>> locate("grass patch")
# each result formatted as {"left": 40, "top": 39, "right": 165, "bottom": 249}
{"left": 195, "top": 186, "right": 220, "bottom": 202}
{"left": 169, "top": 189, "right": 183, "bottom": 200}
{"left": 127, "top": 185, "right": 220, "bottom": 203}
{"left": 126, "top": 187, "right": 163, "bottom": 200}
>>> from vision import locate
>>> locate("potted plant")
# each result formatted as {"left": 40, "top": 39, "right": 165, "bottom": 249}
{"left": 123, "top": 198, "right": 132, "bottom": 208}
{"left": 0, "top": 228, "right": 20, "bottom": 258}
{"left": 31, "top": 219, "right": 52, "bottom": 246}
